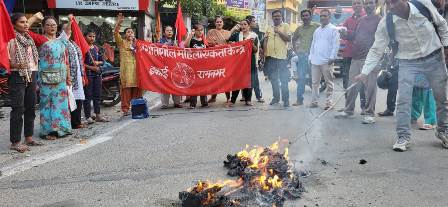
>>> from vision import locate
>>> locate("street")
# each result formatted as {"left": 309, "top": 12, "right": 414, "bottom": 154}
{"left": 1, "top": 76, "right": 448, "bottom": 207}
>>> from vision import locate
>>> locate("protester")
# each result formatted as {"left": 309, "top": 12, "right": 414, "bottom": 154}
{"left": 227, "top": 19, "right": 259, "bottom": 107}
{"left": 412, "top": 74, "right": 437, "bottom": 130}
{"left": 115, "top": 13, "right": 143, "bottom": 116}
{"left": 335, "top": 0, "right": 381, "bottom": 124}
{"left": 84, "top": 29, "right": 107, "bottom": 123}
{"left": 207, "top": 16, "right": 231, "bottom": 103}
{"left": 65, "top": 23, "right": 86, "bottom": 129}
{"left": 245, "top": 15, "right": 264, "bottom": 103}
{"left": 38, "top": 15, "right": 73, "bottom": 140}
{"left": 184, "top": 24, "right": 208, "bottom": 109}
{"left": 7, "top": 13, "right": 43, "bottom": 152}
{"left": 159, "top": 25, "right": 182, "bottom": 109}
{"left": 340, "top": 0, "right": 366, "bottom": 108}
{"left": 291, "top": 9, "right": 320, "bottom": 106}
{"left": 263, "top": 10, "right": 291, "bottom": 107}
{"left": 355, "top": 0, "right": 448, "bottom": 151}
{"left": 308, "top": 9, "right": 340, "bottom": 110}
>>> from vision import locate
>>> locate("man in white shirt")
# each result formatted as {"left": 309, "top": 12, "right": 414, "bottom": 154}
{"left": 308, "top": 9, "right": 340, "bottom": 109}
{"left": 355, "top": 0, "right": 448, "bottom": 151}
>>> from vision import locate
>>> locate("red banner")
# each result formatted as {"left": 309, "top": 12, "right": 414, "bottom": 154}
{"left": 136, "top": 40, "right": 253, "bottom": 96}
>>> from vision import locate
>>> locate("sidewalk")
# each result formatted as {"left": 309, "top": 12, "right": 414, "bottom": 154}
{"left": 0, "top": 92, "right": 161, "bottom": 168}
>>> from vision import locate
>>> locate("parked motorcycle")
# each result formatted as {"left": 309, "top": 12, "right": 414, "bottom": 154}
{"left": 0, "top": 72, "right": 10, "bottom": 107}
{"left": 100, "top": 62, "right": 121, "bottom": 107}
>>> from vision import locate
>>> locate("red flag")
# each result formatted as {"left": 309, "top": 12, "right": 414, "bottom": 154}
{"left": 70, "top": 17, "right": 90, "bottom": 85}
{"left": 71, "top": 17, "right": 89, "bottom": 56}
{"left": 175, "top": 1, "right": 187, "bottom": 45}
{"left": 0, "top": 1, "right": 16, "bottom": 72}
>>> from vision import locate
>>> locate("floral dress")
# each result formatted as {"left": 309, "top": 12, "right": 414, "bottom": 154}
{"left": 38, "top": 35, "right": 72, "bottom": 137}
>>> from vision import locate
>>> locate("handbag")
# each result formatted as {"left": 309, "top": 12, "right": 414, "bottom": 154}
{"left": 40, "top": 67, "right": 63, "bottom": 84}
{"left": 67, "top": 86, "right": 77, "bottom": 112}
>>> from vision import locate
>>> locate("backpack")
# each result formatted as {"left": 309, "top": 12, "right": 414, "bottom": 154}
{"left": 377, "top": 0, "right": 439, "bottom": 89}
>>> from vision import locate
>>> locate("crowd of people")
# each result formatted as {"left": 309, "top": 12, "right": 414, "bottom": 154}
{"left": 3, "top": 0, "right": 448, "bottom": 153}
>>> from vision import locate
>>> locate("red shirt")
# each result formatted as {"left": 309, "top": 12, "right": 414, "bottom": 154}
{"left": 27, "top": 31, "right": 49, "bottom": 47}
{"left": 342, "top": 13, "right": 365, "bottom": 58}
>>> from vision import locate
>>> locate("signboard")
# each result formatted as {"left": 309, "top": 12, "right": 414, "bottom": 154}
{"left": 47, "top": 0, "right": 149, "bottom": 11}
{"left": 226, "top": 0, "right": 247, "bottom": 8}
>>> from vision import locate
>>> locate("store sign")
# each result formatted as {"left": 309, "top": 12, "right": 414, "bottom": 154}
{"left": 226, "top": 0, "right": 247, "bottom": 9}
{"left": 47, "top": 0, "right": 149, "bottom": 11}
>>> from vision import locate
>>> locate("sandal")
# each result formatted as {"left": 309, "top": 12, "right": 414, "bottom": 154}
{"left": 73, "top": 124, "right": 86, "bottom": 129}
{"left": 122, "top": 111, "right": 131, "bottom": 117}
{"left": 42, "top": 135, "right": 57, "bottom": 140}
{"left": 95, "top": 116, "right": 109, "bottom": 122}
{"left": 419, "top": 124, "right": 435, "bottom": 130}
{"left": 245, "top": 102, "right": 253, "bottom": 106}
{"left": 25, "top": 140, "right": 44, "bottom": 146}
{"left": 10, "top": 144, "right": 29, "bottom": 153}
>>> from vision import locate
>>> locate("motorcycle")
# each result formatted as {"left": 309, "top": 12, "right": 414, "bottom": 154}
{"left": 0, "top": 71, "right": 9, "bottom": 107}
{"left": 100, "top": 62, "right": 121, "bottom": 107}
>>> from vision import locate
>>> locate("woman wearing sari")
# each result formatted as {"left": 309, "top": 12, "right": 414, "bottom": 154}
{"left": 37, "top": 16, "right": 73, "bottom": 140}
{"left": 114, "top": 13, "right": 143, "bottom": 116}
{"left": 207, "top": 16, "right": 232, "bottom": 103}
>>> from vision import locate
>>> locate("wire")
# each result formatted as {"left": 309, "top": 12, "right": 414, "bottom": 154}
{"left": 289, "top": 81, "right": 360, "bottom": 146}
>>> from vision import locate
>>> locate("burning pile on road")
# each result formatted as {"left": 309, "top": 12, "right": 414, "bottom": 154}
{"left": 179, "top": 141, "right": 304, "bottom": 207}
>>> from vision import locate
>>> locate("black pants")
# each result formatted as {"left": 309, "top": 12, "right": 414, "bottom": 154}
{"left": 211, "top": 92, "right": 230, "bottom": 100}
{"left": 386, "top": 69, "right": 399, "bottom": 112}
{"left": 8, "top": 72, "right": 37, "bottom": 144}
{"left": 83, "top": 75, "right": 101, "bottom": 118}
{"left": 231, "top": 88, "right": 252, "bottom": 103}
{"left": 190, "top": 96, "right": 208, "bottom": 107}
{"left": 71, "top": 100, "right": 83, "bottom": 127}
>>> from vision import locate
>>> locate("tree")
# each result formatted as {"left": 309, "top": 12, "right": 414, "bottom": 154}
{"left": 159, "top": 0, "right": 226, "bottom": 23}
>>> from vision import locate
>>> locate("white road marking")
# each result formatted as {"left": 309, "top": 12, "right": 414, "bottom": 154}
{"left": 0, "top": 100, "right": 161, "bottom": 179}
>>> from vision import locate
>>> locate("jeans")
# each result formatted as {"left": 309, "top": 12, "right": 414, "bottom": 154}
{"left": 396, "top": 50, "right": 448, "bottom": 139}
{"left": 8, "top": 72, "right": 37, "bottom": 143}
{"left": 265, "top": 57, "right": 290, "bottom": 104}
{"left": 291, "top": 53, "right": 310, "bottom": 102}
{"left": 84, "top": 75, "right": 102, "bottom": 118}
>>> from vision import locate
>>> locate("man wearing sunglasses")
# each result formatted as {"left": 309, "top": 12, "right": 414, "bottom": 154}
{"left": 355, "top": 0, "right": 448, "bottom": 151}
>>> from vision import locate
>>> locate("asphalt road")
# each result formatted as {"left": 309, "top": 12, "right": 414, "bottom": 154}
{"left": 0, "top": 76, "right": 447, "bottom": 207}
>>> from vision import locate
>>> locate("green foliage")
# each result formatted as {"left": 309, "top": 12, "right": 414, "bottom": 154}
{"left": 159, "top": 0, "right": 226, "bottom": 22}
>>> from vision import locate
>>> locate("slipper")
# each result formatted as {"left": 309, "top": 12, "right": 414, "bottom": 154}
{"left": 122, "top": 111, "right": 131, "bottom": 117}
{"left": 73, "top": 124, "right": 86, "bottom": 129}
{"left": 245, "top": 102, "right": 253, "bottom": 106}
{"left": 25, "top": 140, "right": 44, "bottom": 146}
{"left": 10, "top": 144, "right": 29, "bottom": 153}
